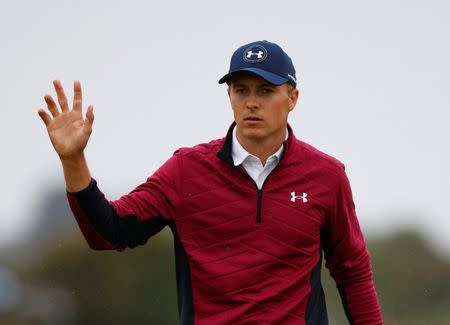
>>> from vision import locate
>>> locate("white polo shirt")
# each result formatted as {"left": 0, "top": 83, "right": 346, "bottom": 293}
{"left": 231, "top": 126, "right": 287, "bottom": 189}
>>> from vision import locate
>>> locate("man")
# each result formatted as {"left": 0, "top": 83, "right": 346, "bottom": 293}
{"left": 38, "top": 40, "right": 383, "bottom": 324}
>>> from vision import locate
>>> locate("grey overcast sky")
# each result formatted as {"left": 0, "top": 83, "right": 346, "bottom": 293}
{"left": 1, "top": 0, "right": 449, "bottom": 254}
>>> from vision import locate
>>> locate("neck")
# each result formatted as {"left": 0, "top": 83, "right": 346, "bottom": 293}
{"left": 236, "top": 128, "right": 286, "bottom": 166}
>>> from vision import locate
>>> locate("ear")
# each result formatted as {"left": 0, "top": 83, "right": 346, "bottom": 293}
{"left": 288, "top": 88, "right": 300, "bottom": 112}
{"left": 227, "top": 86, "right": 235, "bottom": 112}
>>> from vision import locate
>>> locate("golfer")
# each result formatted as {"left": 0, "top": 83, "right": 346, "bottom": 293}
{"left": 38, "top": 40, "right": 383, "bottom": 325}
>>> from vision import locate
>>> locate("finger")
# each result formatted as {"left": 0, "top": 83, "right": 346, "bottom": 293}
{"left": 84, "top": 105, "right": 94, "bottom": 130}
{"left": 73, "top": 80, "right": 82, "bottom": 112}
{"left": 37, "top": 108, "right": 52, "bottom": 126}
{"left": 44, "top": 94, "right": 60, "bottom": 118}
{"left": 53, "top": 80, "right": 69, "bottom": 112}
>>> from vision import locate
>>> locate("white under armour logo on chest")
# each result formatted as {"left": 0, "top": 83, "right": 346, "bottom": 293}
{"left": 290, "top": 192, "right": 308, "bottom": 203}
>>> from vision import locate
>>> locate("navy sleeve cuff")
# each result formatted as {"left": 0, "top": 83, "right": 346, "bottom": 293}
{"left": 67, "top": 178, "right": 97, "bottom": 196}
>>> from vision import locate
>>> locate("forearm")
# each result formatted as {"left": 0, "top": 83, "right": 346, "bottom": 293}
{"left": 337, "top": 277, "right": 382, "bottom": 324}
{"left": 329, "top": 250, "right": 383, "bottom": 324}
{"left": 67, "top": 178, "right": 169, "bottom": 251}
{"left": 61, "top": 153, "right": 92, "bottom": 192}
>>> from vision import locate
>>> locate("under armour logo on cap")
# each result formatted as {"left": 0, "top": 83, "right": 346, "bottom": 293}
{"left": 243, "top": 45, "right": 267, "bottom": 63}
{"left": 218, "top": 40, "right": 298, "bottom": 87}
{"left": 247, "top": 50, "right": 264, "bottom": 59}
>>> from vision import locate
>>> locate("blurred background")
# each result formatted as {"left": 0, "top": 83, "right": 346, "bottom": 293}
{"left": 1, "top": 0, "right": 449, "bottom": 324}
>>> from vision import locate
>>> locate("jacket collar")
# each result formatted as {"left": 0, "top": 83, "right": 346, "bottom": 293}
{"left": 216, "top": 123, "right": 236, "bottom": 165}
{"left": 216, "top": 122, "right": 296, "bottom": 166}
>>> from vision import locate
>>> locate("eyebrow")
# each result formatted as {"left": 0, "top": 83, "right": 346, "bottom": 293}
{"left": 231, "top": 82, "right": 276, "bottom": 88}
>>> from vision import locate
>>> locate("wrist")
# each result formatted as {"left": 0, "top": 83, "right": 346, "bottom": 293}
{"left": 60, "top": 152, "right": 92, "bottom": 192}
{"left": 59, "top": 152, "right": 86, "bottom": 164}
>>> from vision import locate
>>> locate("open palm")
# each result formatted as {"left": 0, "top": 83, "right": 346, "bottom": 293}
{"left": 38, "top": 80, "right": 94, "bottom": 160}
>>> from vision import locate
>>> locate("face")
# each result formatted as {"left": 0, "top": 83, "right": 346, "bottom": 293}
{"left": 227, "top": 72, "right": 299, "bottom": 143}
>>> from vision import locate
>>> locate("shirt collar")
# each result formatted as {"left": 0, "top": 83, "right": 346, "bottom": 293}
{"left": 231, "top": 126, "right": 288, "bottom": 166}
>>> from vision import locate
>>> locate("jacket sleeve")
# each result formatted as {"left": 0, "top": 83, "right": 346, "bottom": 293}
{"left": 66, "top": 151, "right": 182, "bottom": 251}
{"left": 322, "top": 166, "right": 383, "bottom": 325}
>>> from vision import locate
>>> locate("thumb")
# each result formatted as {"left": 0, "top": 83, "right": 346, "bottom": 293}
{"left": 84, "top": 105, "right": 94, "bottom": 131}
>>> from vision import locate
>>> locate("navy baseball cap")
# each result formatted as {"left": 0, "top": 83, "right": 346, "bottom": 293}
{"left": 218, "top": 40, "right": 297, "bottom": 88}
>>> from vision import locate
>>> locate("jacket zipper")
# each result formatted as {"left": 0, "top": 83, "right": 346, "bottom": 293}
{"left": 256, "top": 189, "right": 262, "bottom": 223}
{"left": 250, "top": 161, "right": 283, "bottom": 224}
{"left": 237, "top": 151, "right": 285, "bottom": 224}
{"left": 238, "top": 166, "right": 263, "bottom": 223}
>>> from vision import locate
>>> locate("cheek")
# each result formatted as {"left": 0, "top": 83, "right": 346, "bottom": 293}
{"left": 230, "top": 99, "right": 244, "bottom": 114}
{"left": 231, "top": 104, "right": 242, "bottom": 121}
{"left": 232, "top": 108, "right": 239, "bottom": 120}
{"left": 269, "top": 101, "right": 290, "bottom": 123}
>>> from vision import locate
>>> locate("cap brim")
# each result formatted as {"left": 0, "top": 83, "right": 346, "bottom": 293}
{"left": 218, "top": 68, "right": 288, "bottom": 85}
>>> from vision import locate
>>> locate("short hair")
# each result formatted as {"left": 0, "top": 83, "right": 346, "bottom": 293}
{"left": 287, "top": 83, "right": 295, "bottom": 94}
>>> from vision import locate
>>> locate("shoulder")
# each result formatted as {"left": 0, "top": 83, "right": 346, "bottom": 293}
{"left": 153, "top": 137, "right": 225, "bottom": 182}
{"left": 289, "top": 138, "right": 348, "bottom": 186}
{"left": 297, "top": 139, "right": 344, "bottom": 170}
{"left": 172, "top": 137, "right": 225, "bottom": 160}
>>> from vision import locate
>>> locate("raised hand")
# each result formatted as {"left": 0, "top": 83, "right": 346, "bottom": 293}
{"left": 38, "top": 80, "right": 94, "bottom": 160}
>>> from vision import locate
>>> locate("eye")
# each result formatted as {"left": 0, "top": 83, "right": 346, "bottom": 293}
{"left": 234, "top": 88, "right": 247, "bottom": 94}
{"left": 261, "top": 88, "right": 274, "bottom": 94}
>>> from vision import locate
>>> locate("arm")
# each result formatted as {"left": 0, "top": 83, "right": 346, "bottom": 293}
{"left": 322, "top": 167, "right": 383, "bottom": 324}
{"left": 38, "top": 81, "right": 179, "bottom": 250}
{"left": 66, "top": 153, "right": 182, "bottom": 251}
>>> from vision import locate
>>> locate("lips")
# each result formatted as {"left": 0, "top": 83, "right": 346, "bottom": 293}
{"left": 244, "top": 116, "right": 263, "bottom": 121}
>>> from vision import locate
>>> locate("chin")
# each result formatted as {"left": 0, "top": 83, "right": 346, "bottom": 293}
{"left": 240, "top": 128, "right": 266, "bottom": 140}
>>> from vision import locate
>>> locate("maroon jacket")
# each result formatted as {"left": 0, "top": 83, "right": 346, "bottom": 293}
{"left": 67, "top": 123, "right": 382, "bottom": 324}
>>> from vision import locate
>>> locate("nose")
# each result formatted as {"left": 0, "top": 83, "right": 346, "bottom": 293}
{"left": 245, "top": 92, "right": 260, "bottom": 110}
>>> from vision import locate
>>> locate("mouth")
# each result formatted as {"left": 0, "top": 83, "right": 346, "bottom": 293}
{"left": 244, "top": 116, "right": 263, "bottom": 122}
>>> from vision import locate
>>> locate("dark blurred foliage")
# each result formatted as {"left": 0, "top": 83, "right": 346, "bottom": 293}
{"left": 323, "top": 232, "right": 450, "bottom": 325}
{"left": 1, "top": 189, "right": 449, "bottom": 325}
{"left": 14, "top": 229, "right": 178, "bottom": 325}
{"left": 1, "top": 228, "right": 449, "bottom": 325}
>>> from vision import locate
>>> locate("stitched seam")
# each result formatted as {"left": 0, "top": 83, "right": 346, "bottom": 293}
{"left": 176, "top": 197, "right": 251, "bottom": 221}
{"left": 188, "top": 211, "right": 253, "bottom": 237}
{"left": 240, "top": 242, "right": 302, "bottom": 270}
{"left": 181, "top": 181, "right": 247, "bottom": 201}
{"left": 201, "top": 260, "right": 276, "bottom": 288}
{"left": 266, "top": 200, "right": 323, "bottom": 224}
{"left": 262, "top": 230, "right": 316, "bottom": 256}
{"left": 268, "top": 214, "right": 319, "bottom": 242}
{"left": 187, "top": 230, "right": 257, "bottom": 253}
